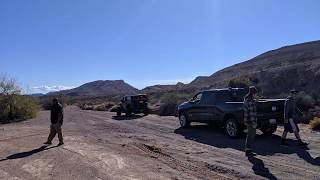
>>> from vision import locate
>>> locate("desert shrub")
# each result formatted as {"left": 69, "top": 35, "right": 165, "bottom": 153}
{"left": 159, "top": 103, "right": 177, "bottom": 116}
{"left": 94, "top": 102, "right": 115, "bottom": 111}
{"left": 78, "top": 102, "right": 116, "bottom": 111}
{"left": 160, "top": 93, "right": 190, "bottom": 105}
{"left": 296, "top": 92, "right": 315, "bottom": 111}
{"left": 40, "top": 97, "right": 54, "bottom": 110}
{"left": 228, "top": 76, "right": 261, "bottom": 94}
{"left": 228, "top": 78, "right": 250, "bottom": 92}
{"left": 156, "top": 92, "right": 191, "bottom": 116}
{"left": 310, "top": 117, "right": 320, "bottom": 130}
{"left": 0, "top": 76, "right": 39, "bottom": 123}
{"left": 109, "top": 105, "right": 120, "bottom": 112}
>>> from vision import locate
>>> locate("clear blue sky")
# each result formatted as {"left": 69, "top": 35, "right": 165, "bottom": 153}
{"left": 1, "top": 0, "right": 319, "bottom": 93}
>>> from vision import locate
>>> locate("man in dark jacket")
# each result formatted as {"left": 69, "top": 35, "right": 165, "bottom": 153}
{"left": 244, "top": 86, "right": 258, "bottom": 156}
{"left": 281, "top": 90, "right": 308, "bottom": 146}
{"left": 44, "top": 98, "right": 64, "bottom": 146}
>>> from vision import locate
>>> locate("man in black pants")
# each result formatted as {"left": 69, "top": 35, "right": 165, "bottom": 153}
{"left": 244, "top": 86, "right": 258, "bottom": 156}
{"left": 281, "top": 90, "right": 308, "bottom": 146}
{"left": 44, "top": 98, "right": 64, "bottom": 146}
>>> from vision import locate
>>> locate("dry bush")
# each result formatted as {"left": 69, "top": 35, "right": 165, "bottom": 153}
{"left": 109, "top": 105, "right": 120, "bottom": 112}
{"left": 310, "top": 117, "right": 320, "bottom": 130}
{"left": 296, "top": 92, "right": 315, "bottom": 111}
{"left": 78, "top": 102, "right": 116, "bottom": 111}
{"left": 153, "top": 92, "right": 190, "bottom": 116}
{"left": 0, "top": 75, "right": 39, "bottom": 123}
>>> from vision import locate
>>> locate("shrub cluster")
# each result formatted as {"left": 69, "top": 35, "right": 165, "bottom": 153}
{"left": 0, "top": 95, "right": 39, "bottom": 123}
{"left": 0, "top": 76, "right": 39, "bottom": 123}
{"left": 310, "top": 117, "right": 320, "bottom": 131}
{"left": 78, "top": 102, "right": 116, "bottom": 111}
{"left": 296, "top": 92, "right": 315, "bottom": 111}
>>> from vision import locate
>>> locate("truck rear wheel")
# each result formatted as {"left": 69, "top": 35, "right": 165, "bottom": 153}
{"left": 261, "top": 126, "right": 277, "bottom": 135}
{"left": 126, "top": 111, "right": 132, "bottom": 116}
{"left": 179, "top": 113, "right": 190, "bottom": 128}
{"left": 225, "top": 118, "right": 241, "bottom": 138}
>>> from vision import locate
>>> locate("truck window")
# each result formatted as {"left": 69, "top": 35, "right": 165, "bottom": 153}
{"left": 201, "top": 91, "right": 216, "bottom": 105}
{"left": 194, "top": 93, "right": 202, "bottom": 102}
{"left": 217, "top": 90, "right": 245, "bottom": 102}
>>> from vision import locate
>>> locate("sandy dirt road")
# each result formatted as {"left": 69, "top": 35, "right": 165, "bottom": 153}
{"left": 0, "top": 106, "right": 319, "bottom": 180}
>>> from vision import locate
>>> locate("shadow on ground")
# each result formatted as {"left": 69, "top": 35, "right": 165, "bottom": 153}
{"left": 0, "top": 145, "right": 59, "bottom": 162}
{"left": 112, "top": 114, "right": 145, "bottom": 121}
{"left": 175, "top": 125, "right": 320, "bottom": 178}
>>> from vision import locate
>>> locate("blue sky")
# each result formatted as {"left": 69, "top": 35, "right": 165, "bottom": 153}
{"left": 1, "top": 0, "right": 320, "bottom": 94}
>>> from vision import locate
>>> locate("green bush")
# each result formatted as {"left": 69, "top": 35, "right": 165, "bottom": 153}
{"left": 296, "top": 92, "right": 315, "bottom": 111}
{"left": 160, "top": 92, "right": 191, "bottom": 105}
{"left": 0, "top": 95, "right": 39, "bottom": 123}
{"left": 0, "top": 75, "right": 40, "bottom": 123}
{"left": 310, "top": 117, "right": 320, "bottom": 130}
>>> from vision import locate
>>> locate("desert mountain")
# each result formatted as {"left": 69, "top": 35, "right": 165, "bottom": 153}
{"left": 186, "top": 40, "right": 320, "bottom": 96}
{"left": 49, "top": 80, "right": 138, "bottom": 97}
{"left": 50, "top": 40, "right": 320, "bottom": 99}
{"left": 142, "top": 40, "right": 320, "bottom": 97}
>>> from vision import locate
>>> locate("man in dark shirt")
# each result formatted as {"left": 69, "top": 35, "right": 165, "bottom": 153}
{"left": 281, "top": 90, "right": 308, "bottom": 146}
{"left": 44, "top": 98, "right": 64, "bottom": 146}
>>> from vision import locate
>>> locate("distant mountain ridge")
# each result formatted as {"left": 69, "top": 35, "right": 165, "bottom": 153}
{"left": 49, "top": 40, "right": 320, "bottom": 98}
{"left": 48, "top": 80, "right": 138, "bottom": 97}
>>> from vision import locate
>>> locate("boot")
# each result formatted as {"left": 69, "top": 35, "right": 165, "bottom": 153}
{"left": 281, "top": 138, "right": 289, "bottom": 146}
{"left": 298, "top": 139, "right": 308, "bottom": 146}
{"left": 43, "top": 141, "right": 52, "bottom": 145}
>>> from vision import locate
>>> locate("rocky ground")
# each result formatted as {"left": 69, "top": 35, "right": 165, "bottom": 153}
{"left": 1, "top": 106, "right": 320, "bottom": 180}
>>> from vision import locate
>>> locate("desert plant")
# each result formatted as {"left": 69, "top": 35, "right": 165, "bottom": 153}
{"left": 309, "top": 117, "right": 320, "bottom": 130}
{"left": 296, "top": 92, "right": 315, "bottom": 111}
{"left": 228, "top": 77, "right": 251, "bottom": 93}
{"left": 0, "top": 75, "right": 39, "bottom": 123}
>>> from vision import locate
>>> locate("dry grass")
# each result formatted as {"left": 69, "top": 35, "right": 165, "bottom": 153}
{"left": 310, "top": 117, "right": 320, "bottom": 130}
{"left": 78, "top": 102, "right": 116, "bottom": 111}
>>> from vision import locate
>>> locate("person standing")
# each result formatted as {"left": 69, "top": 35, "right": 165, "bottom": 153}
{"left": 44, "top": 98, "right": 64, "bottom": 146}
{"left": 281, "top": 90, "right": 308, "bottom": 146}
{"left": 244, "top": 86, "right": 258, "bottom": 156}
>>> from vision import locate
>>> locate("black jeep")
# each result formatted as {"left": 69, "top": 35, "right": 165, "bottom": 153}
{"left": 116, "top": 94, "right": 149, "bottom": 116}
{"left": 177, "top": 88, "right": 286, "bottom": 137}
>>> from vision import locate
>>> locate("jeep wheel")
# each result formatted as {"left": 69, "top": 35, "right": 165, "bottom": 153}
{"left": 261, "top": 126, "right": 277, "bottom": 135}
{"left": 126, "top": 112, "right": 131, "bottom": 116}
{"left": 179, "top": 113, "right": 190, "bottom": 128}
{"left": 225, "top": 118, "right": 241, "bottom": 138}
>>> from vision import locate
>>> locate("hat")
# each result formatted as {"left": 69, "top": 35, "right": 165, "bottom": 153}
{"left": 290, "top": 89, "right": 299, "bottom": 94}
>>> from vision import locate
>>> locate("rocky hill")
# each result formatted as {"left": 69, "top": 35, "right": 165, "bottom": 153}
{"left": 49, "top": 80, "right": 138, "bottom": 97}
{"left": 186, "top": 40, "right": 320, "bottom": 96}
{"left": 49, "top": 41, "right": 320, "bottom": 100}
{"left": 141, "top": 40, "right": 320, "bottom": 98}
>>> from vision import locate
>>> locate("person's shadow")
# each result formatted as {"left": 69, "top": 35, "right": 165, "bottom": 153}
{"left": 247, "top": 155, "right": 277, "bottom": 180}
{"left": 0, "top": 145, "right": 58, "bottom": 162}
{"left": 174, "top": 125, "right": 320, "bottom": 178}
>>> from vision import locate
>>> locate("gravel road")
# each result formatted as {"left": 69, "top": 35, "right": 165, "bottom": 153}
{"left": 1, "top": 106, "right": 319, "bottom": 180}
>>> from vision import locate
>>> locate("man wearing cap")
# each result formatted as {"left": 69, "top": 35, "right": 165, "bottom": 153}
{"left": 281, "top": 90, "right": 308, "bottom": 146}
{"left": 243, "top": 86, "right": 258, "bottom": 156}
{"left": 44, "top": 98, "right": 64, "bottom": 146}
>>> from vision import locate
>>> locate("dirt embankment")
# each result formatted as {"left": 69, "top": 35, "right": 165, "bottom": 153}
{"left": 1, "top": 106, "right": 319, "bottom": 180}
